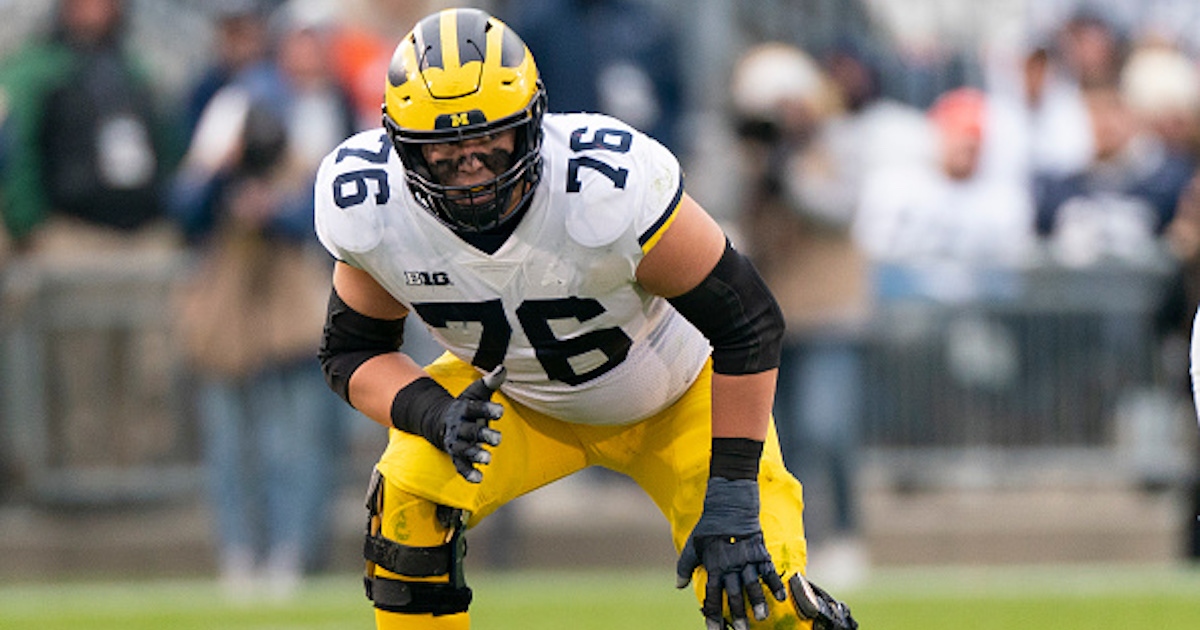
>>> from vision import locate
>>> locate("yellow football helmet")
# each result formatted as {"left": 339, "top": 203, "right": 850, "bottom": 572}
{"left": 383, "top": 8, "right": 547, "bottom": 232}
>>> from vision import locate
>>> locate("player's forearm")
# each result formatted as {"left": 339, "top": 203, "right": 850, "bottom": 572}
{"left": 348, "top": 352, "right": 430, "bottom": 430}
{"left": 710, "top": 370, "right": 777, "bottom": 441}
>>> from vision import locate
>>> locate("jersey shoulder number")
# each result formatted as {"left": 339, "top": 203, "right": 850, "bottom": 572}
{"left": 543, "top": 113, "right": 683, "bottom": 249}
{"left": 314, "top": 129, "right": 396, "bottom": 260}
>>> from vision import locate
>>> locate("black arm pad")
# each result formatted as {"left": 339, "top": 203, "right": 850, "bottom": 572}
{"left": 318, "top": 288, "right": 407, "bottom": 406}
{"left": 667, "top": 239, "right": 784, "bottom": 375}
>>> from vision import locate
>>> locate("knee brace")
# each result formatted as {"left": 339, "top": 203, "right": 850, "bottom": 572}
{"left": 789, "top": 573, "right": 858, "bottom": 630}
{"left": 362, "top": 469, "right": 472, "bottom": 616}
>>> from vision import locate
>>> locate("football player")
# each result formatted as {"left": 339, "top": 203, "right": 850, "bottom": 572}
{"left": 316, "top": 8, "right": 857, "bottom": 630}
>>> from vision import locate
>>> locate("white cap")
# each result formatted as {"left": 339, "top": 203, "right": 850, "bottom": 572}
{"left": 731, "top": 42, "right": 824, "bottom": 118}
{"left": 1121, "top": 45, "right": 1200, "bottom": 118}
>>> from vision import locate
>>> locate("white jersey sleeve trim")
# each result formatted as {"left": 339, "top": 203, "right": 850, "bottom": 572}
{"left": 637, "top": 173, "right": 684, "bottom": 254}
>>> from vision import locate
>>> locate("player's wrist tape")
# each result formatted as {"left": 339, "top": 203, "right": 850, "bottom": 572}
{"left": 709, "top": 437, "right": 763, "bottom": 480}
{"left": 390, "top": 377, "right": 454, "bottom": 446}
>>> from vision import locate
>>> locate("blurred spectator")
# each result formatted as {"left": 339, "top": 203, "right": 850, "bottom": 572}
{"left": 855, "top": 87, "right": 1036, "bottom": 274}
{"left": 997, "top": 9, "right": 1129, "bottom": 194}
{"left": 0, "top": 87, "right": 10, "bottom": 256}
{"left": 1020, "top": 44, "right": 1094, "bottom": 178}
{"left": 730, "top": 42, "right": 872, "bottom": 588}
{"left": 170, "top": 4, "right": 354, "bottom": 599}
{"left": 986, "top": 41, "right": 1095, "bottom": 192}
{"left": 1055, "top": 8, "right": 1128, "bottom": 91}
{"left": 502, "top": 0, "right": 685, "bottom": 155}
{"left": 180, "top": 0, "right": 272, "bottom": 139}
{"left": 324, "top": 0, "right": 441, "bottom": 131}
{"left": 832, "top": 1, "right": 980, "bottom": 110}
{"left": 0, "top": 0, "right": 181, "bottom": 481}
{"left": 1121, "top": 43, "right": 1200, "bottom": 164}
{"left": 1028, "top": 9, "right": 1197, "bottom": 266}
{"left": 1035, "top": 83, "right": 1193, "bottom": 268}
{"left": 818, "top": 41, "right": 941, "bottom": 194}
{"left": 0, "top": 0, "right": 173, "bottom": 249}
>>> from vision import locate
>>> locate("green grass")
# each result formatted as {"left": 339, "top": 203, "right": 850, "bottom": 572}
{"left": 2, "top": 565, "right": 1200, "bottom": 629}
{"left": 851, "top": 565, "right": 1200, "bottom": 630}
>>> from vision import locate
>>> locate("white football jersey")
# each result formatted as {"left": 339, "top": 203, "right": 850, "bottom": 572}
{"left": 315, "top": 113, "right": 711, "bottom": 425}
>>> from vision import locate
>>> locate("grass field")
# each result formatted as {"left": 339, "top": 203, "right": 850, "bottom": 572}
{"left": 2, "top": 564, "right": 1200, "bottom": 629}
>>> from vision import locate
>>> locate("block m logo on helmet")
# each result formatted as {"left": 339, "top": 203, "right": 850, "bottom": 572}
{"left": 437, "top": 110, "right": 487, "bottom": 129}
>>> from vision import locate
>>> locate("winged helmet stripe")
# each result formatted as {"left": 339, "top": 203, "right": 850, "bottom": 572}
{"left": 455, "top": 9, "right": 488, "bottom": 66}
{"left": 416, "top": 13, "right": 442, "bottom": 70}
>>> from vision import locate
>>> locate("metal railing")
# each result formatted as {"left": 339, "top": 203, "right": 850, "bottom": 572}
{"left": 860, "top": 252, "right": 1195, "bottom": 488}
{"left": 0, "top": 248, "right": 1192, "bottom": 506}
{"left": 0, "top": 254, "right": 199, "bottom": 506}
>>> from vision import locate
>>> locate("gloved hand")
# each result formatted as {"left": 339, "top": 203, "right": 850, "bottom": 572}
{"left": 676, "top": 477, "right": 788, "bottom": 630}
{"left": 428, "top": 366, "right": 506, "bottom": 483}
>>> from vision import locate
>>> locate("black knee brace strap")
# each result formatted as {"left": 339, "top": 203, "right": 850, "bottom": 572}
{"left": 363, "top": 532, "right": 455, "bottom": 577}
{"left": 366, "top": 576, "right": 473, "bottom": 616}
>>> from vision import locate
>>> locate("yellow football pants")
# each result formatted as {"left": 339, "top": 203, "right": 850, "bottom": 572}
{"left": 372, "top": 353, "right": 810, "bottom": 629}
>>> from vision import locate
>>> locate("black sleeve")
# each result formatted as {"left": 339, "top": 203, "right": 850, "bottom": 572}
{"left": 318, "top": 288, "right": 407, "bottom": 406}
{"left": 666, "top": 239, "right": 785, "bottom": 375}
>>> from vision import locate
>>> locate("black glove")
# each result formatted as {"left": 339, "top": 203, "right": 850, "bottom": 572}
{"left": 392, "top": 366, "right": 506, "bottom": 483}
{"left": 676, "top": 477, "right": 788, "bottom": 630}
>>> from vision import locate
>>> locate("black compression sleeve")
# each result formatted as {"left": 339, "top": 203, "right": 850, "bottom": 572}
{"left": 389, "top": 376, "right": 453, "bottom": 445}
{"left": 710, "top": 437, "right": 763, "bottom": 480}
{"left": 318, "top": 288, "right": 407, "bottom": 406}
{"left": 667, "top": 240, "right": 784, "bottom": 375}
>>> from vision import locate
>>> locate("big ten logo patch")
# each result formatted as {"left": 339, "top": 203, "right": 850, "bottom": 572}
{"left": 405, "top": 271, "right": 452, "bottom": 286}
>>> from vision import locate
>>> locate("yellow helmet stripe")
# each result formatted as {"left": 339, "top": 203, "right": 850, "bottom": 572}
{"left": 440, "top": 9, "right": 458, "bottom": 70}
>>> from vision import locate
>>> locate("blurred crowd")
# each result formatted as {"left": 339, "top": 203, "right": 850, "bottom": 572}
{"left": 1, "top": 0, "right": 1199, "bottom": 594}
{"left": 723, "top": 0, "right": 1200, "bottom": 580}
